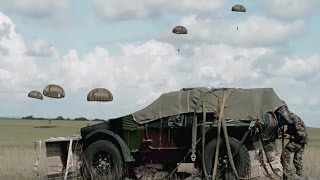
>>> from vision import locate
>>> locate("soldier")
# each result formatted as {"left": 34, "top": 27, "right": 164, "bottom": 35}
{"left": 282, "top": 112, "right": 308, "bottom": 179}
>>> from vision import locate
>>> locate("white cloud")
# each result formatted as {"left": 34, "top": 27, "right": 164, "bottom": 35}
{"left": 0, "top": 12, "right": 46, "bottom": 93}
{"left": 53, "top": 40, "right": 182, "bottom": 96}
{"left": 161, "top": 15, "right": 305, "bottom": 47}
{"left": 269, "top": 55, "right": 320, "bottom": 80}
{"left": 0, "top": 0, "right": 71, "bottom": 18}
{"left": 186, "top": 44, "right": 269, "bottom": 83}
{"left": 26, "top": 39, "right": 59, "bottom": 58}
{"left": 91, "top": 0, "right": 227, "bottom": 20}
{"left": 0, "top": 12, "right": 26, "bottom": 55}
{"left": 263, "top": 0, "right": 319, "bottom": 19}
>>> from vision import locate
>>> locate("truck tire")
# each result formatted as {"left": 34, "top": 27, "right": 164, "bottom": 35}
{"left": 83, "top": 140, "right": 124, "bottom": 180}
{"left": 204, "top": 137, "right": 250, "bottom": 180}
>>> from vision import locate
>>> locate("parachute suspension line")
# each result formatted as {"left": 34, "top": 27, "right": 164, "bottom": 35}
{"left": 231, "top": 4, "right": 246, "bottom": 33}
{"left": 172, "top": 25, "right": 187, "bottom": 55}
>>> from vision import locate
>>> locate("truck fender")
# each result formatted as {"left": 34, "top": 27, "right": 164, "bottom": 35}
{"left": 83, "top": 129, "right": 134, "bottom": 163}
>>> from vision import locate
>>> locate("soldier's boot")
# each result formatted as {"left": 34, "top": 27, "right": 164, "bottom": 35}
{"left": 295, "top": 170, "right": 303, "bottom": 178}
{"left": 293, "top": 174, "right": 300, "bottom": 180}
{"left": 283, "top": 171, "right": 294, "bottom": 180}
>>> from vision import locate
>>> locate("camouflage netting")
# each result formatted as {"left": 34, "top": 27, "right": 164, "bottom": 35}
{"left": 131, "top": 87, "right": 285, "bottom": 124}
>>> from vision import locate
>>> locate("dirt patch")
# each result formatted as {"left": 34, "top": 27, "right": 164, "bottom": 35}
{"left": 33, "top": 126, "right": 57, "bottom": 128}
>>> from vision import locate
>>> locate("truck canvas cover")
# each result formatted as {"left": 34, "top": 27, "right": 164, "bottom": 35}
{"left": 131, "top": 87, "right": 285, "bottom": 124}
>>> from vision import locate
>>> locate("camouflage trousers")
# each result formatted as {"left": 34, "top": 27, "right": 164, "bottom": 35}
{"left": 282, "top": 141, "right": 305, "bottom": 178}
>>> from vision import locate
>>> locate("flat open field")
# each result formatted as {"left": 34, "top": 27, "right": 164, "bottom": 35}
{"left": 0, "top": 119, "right": 99, "bottom": 180}
{"left": 0, "top": 119, "right": 319, "bottom": 179}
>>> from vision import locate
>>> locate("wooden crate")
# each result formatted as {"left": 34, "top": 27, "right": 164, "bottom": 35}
{"left": 34, "top": 136, "right": 83, "bottom": 179}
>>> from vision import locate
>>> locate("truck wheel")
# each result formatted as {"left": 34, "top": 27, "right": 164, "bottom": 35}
{"left": 83, "top": 140, "right": 124, "bottom": 180}
{"left": 204, "top": 137, "right": 250, "bottom": 180}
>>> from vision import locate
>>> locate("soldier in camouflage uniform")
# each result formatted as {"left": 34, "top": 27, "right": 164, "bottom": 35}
{"left": 282, "top": 112, "right": 308, "bottom": 179}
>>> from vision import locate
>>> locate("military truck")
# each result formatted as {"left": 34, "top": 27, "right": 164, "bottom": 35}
{"left": 78, "top": 87, "right": 292, "bottom": 180}
{"left": 35, "top": 87, "right": 291, "bottom": 180}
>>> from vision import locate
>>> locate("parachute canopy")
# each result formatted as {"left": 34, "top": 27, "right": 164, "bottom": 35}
{"left": 232, "top": 4, "right": 246, "bottom": 12}
{"left": 172, "top": 26, "right": 188, "bottom": 34}
{"left": 28, "top": 90, "right": 43, "bottom": 100}
{"left": 87, "top": 88, "right": 113, "bottom": 102}
{"left": 43, "top": 84, "right": 65, "bottom": 99}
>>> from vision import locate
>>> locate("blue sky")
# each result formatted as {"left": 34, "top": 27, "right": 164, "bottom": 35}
{"left": 0, "top": 0, "right": 320, "bottom": 127}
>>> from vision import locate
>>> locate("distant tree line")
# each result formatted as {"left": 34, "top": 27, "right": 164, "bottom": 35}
{"left": 21, "top": 115, "right": 105, "bottom": 121}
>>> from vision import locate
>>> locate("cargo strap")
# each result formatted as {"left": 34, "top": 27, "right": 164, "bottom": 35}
{"left": 202, "top": 96, "right": 209, "bottom": 176}
{"left": 191, "top": 113, "right": 197, "bottom": 162}
{"left": 232, "top": 120, "right": 256, "bottom": 158}
{"left": 33, "top": 140, "right": 42, "bottom": 179}
{"left": 211, "top": 90, "right": 230, "bottom": 179}
{"left": 212, "top": 90, "right": 252, "bottom": 180}
{"left": 281, "top": 126, "right": 285, "bottom": 179}
{"left": 167, "top": 126, "right": 214, "bottom": 179}
{"left": 258, "top": 125, "right": 282, "bottom": 180}
{"left": 218, "top": 120, "right": 256, "bottom": 177}
{"left": 192, "top": 88, "right": 220, "bottom": 163}
{"left": 64, "top": 139, "right": 74, "bottom": 180}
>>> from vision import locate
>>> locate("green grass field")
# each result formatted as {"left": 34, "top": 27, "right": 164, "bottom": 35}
{"left": 0, "top": 119, "right": 319, "bottom": 179}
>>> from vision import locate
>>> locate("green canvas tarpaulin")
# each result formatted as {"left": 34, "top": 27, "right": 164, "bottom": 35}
{"left": 131, "top": 87, "right": 285, "bottom": 124}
